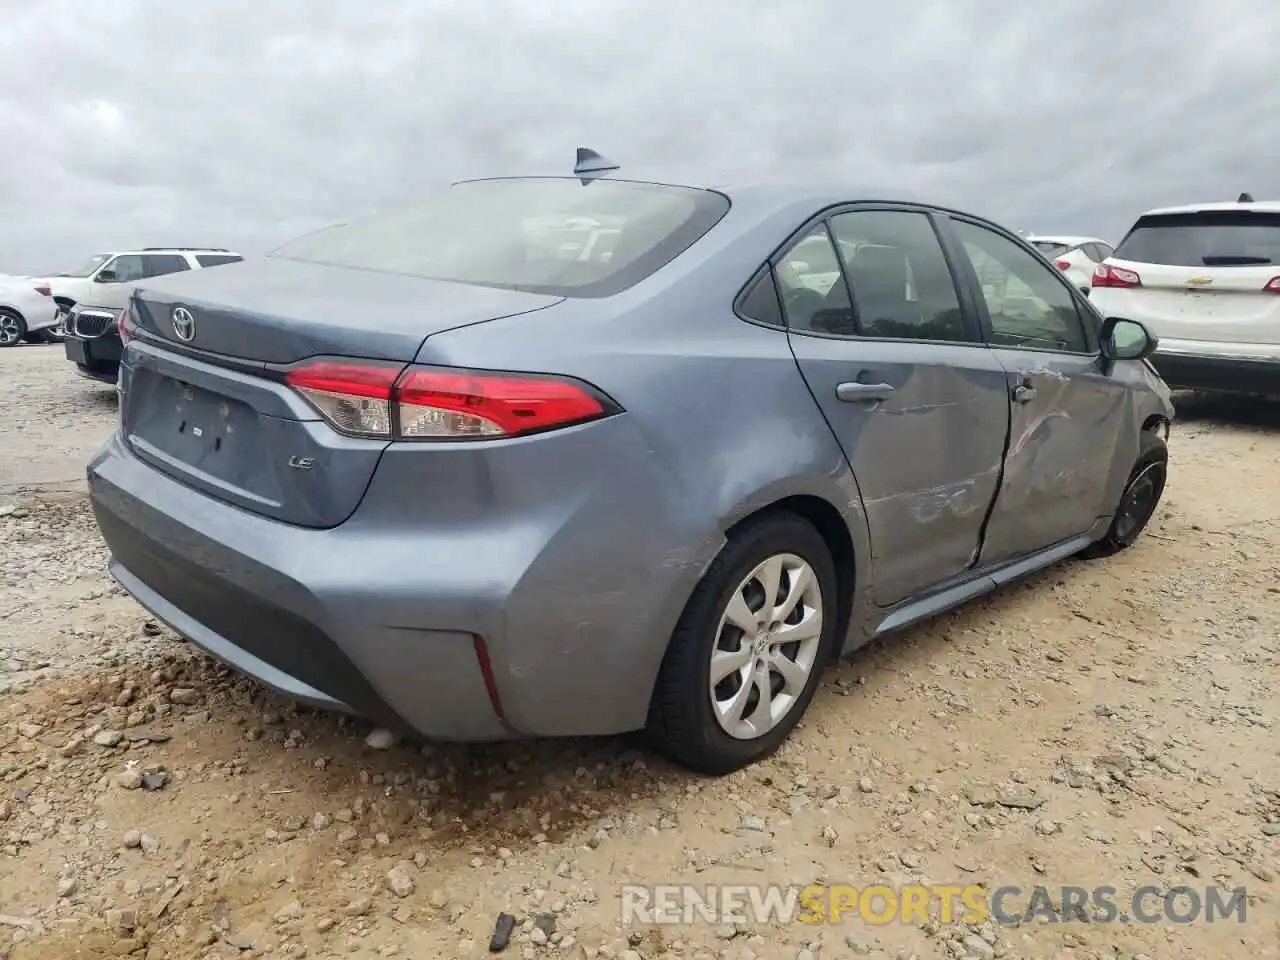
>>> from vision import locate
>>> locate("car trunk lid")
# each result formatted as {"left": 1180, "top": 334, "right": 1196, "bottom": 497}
{"left": 120, "top": 259, "right": 563, "bottom": 528}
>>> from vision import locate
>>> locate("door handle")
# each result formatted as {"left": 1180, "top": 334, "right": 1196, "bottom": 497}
{"left": 1012, "top": 384, "right": 1037, "bottom": 403}
{"left": 836, "top": 381, "right": 895, "bottom": 402}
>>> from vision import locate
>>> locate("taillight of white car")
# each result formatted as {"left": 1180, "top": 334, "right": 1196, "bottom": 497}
{"left": 1092, "top": 263, "right": 1143, "bottom": 288}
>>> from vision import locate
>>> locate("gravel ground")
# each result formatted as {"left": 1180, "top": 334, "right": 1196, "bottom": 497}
{"left": 2, "top": 344, "right": 1279, "bottom": 960}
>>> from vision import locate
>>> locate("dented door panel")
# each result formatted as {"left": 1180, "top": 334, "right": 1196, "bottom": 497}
{"left": 977, "top": 349, "right": 1128, "bottom": 565}
{"left": 788, "top": 336, "right": 1010, "bottom": 606}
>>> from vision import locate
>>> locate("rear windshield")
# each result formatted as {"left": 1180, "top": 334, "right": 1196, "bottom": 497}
{"left": 1113, "top": 211, "right": 1280, "bottom": 267}
{"left": 195, "top": 254, "right": 244, "bottom": 267}
{"left": 1032, "top": 241, "right": 1071, "bottom": 257}
{"left": 269, "top": 178, "right": 730, "bottom": 298}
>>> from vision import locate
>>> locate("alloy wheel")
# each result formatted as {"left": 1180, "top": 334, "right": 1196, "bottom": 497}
{"left": 710, "top": 552, "right": 824, "bottom": 740}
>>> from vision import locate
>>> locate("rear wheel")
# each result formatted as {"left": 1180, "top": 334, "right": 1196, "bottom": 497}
{"left": 646, "top": 513, "right": 838, "bottom": 775}
{"left": 1084, "top": 429, "right": 1168, "bottom": 557}
{"left": 0, "top": 309, "right": 26, "bottom": 347}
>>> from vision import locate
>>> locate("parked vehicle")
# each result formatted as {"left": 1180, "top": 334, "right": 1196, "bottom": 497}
{"left": 1026, "top": 235, "right": 1113, "bottom": 293}
{"left": 0, "top": 277, "right": 60, "bottom": 346}
{"left": 61, "top": 248, "right": 243, "bottom": 382}
{"left": 1089, "top": 197, "right": 1280, "bottom": 396}
{"left": 85, "top": 152, "right": 1173, "bottom": 774}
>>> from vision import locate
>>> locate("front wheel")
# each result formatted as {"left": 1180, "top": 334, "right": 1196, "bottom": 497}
{"left": 646, "top": 513, "right": 838, "bottom": 775}
{"left": 0, "top": 309, "right": 26, "bottom": 347}
{"left": 1084, "top": 429, "right": 1168, "bottom": 557}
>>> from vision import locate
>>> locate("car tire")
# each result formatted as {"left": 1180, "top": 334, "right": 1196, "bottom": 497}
{"left": 0, "top": 309, "right": 27, "bottom": 348}
{"left": 646, "top": 512, "right": 838, "bottom": 775}
{"left": 1083, "top": 428, "right": 1168, "bottom": 558}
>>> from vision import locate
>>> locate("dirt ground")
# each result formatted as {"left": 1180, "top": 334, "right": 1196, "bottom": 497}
{"left": 2, "top": 343, "right": 1279, "bottom": 960}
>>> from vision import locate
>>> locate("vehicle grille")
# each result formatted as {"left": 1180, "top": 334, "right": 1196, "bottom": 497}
{"left": 73, "top": 310, "right": 116, "bottom": 339}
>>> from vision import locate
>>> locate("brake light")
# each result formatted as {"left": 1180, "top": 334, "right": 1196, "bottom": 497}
{"left": 395, "top": 369, "right": 610, "bottom": 438}
{"left": 117, "top": 308, "right": 134, "bottom": 345}
{"left": 1264, "top": 277, "right": 1280, "bottom": 293}
{"left": 1054, "top": 260, "right": 1071, "bottom": 271}
{"left": 284, "top": 360, "right": 400, "bottom": 438}
{"left": 283, "top": 359, "right": 618, "bottom": 440}
{"left": 1092, "top": 263, "right": 1142, "bottom": 288}
{"left": 34, "top": 285, "right": 51, "bottom": 297}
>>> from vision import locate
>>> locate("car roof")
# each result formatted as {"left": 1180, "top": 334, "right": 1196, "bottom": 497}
{"left": 1025, "top": 234, "right": 1103, "bottom": 245}
{"left": 109, "top": 248, "right": 240, "bottom": 256}
{"left": 1136, "top": 200, "right": 1280, "bottom": 217}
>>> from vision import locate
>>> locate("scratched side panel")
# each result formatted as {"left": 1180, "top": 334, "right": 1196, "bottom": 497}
{"left": 785, "top": 337, "right": 1010, "bottom": 607}
{"left": 977, "top": 349, "right": 1131, "bottom": 566}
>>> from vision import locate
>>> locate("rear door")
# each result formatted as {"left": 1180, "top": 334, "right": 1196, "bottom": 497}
{"left": 942, "top": 216, "right": 1127, "bottom": 565}
{"left": 1095, "top": 209, "right": 1280, "bottom": 349}
{"left": 775, "top": 205, "right": 1010, "bottom": 607}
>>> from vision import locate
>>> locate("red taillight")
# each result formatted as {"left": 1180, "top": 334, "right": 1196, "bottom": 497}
{"left": 1264, "top": 277, "right": 1280, "bottom": 293}
{"left": 283, "top": 358, "right": 616, "bottom": 440}
{"left": 1054, "top": 260, "right": 1071, "bottom": 271}
{"left": 117, "top": 309, "right": 134, "bottom": 345}
{"left": 284, "top": 360, "right": 400, "bottom": 438}
{"left": 1092, "top": 263, "right": 1142, "bottom": 288}
{"left": 34, "top": 285, "right": 51, "bottom": 297}
{"left": 395, "top": 368, "right": 608, "bottom": 439}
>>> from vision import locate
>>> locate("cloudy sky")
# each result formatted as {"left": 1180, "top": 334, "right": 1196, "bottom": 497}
{"left": 2, "top": 0, "right": 1278, "bottom": 274}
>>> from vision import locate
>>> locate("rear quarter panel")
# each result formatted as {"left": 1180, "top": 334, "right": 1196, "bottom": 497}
{"left": 405, "top": 218, "right": 874, "bottom": 734}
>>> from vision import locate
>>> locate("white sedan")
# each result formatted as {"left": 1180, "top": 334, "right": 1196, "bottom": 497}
{"left": 1026, "top": 234, "right": 1114, "bottom": 293}
{"left": 0, "top": 276, "right": 60, "bottom": 347}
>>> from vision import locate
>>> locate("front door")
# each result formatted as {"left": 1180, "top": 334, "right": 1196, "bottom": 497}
{"left": 777, "top": 208, "right": 1010, "bottom": 607}
{"left": 943, "top": 217, "right": 1130, "bottom": 565}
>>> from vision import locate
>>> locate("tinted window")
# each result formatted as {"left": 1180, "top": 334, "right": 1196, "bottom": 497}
{"left": 1095, "top": 242, "right": 1114, "bottom": 260}
{"left": 1113, "top": 211, "right": 1280, "bottom": 267}
{"left": 952, "top": 220, "right": 1089, "bottom": 353}
{"left": 737, "top": 267, "right": 784, "bottom": 328}
{"left": 104, "top": 255, "right": 145, "bottom": 282}
{"left": 775, "top": 225, "right": 857, "bottom": 336}
{"left": 829, "top": 210, "right": 968, "bottom": 342}
{"left": 1032, "top": 240, "right": 1071, "bottom": 258}
{"left": 196, "top": 254, "right": 244, "bottom": 267}
{"left": 269, "top": 178, "right": 730, "bottom": 298}
{"left": 1080, "top": 243, "right": 1103, "bottom": 261}
{"left": 144, "top": 254, "right": 191, "bottom": 277}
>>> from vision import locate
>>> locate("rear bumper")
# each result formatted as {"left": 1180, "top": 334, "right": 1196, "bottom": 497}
{"left": 86, "top": 425, "right": 707, "bottom": 740}
{"left": 89, "top": 431, "right": 509, "bottom": 740}
{"left": 1150, "top": 350, "right": 1280, "bottom": 395}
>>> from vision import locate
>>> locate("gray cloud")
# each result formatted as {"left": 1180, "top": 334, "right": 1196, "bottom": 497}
{"left": 2, "top": 0, "right": 1278, "bottom": 273}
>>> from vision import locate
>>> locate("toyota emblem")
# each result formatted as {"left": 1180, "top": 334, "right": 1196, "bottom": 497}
{"left": 171, "top": 306, "right": 196, "bottom": 341}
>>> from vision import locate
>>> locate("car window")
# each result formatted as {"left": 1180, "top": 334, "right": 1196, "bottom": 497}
{"left": 1032, "top": 240, "right": 1071, "bottom": 258}
{"left": 1113, "top": 211, "right": 1280, "bottom": 267}
{"left": 775, "top": 225, "right": 857, "bottom": 336}
{"left": 195, "top": 254, "right": 244, "bottom": 267}
{"left": 737, "top": 267, "right": 784, "bottom": 328}
{"left": 828, "top": 210, "right": 969, "bottom": 342}
{"left": 103, "top": 255, "right": 146, "bottom": 282}
{"left": 269, "top": 178, "right": 730, "bottom": 299}
{"left": 952, "top": 220, "right": 1090, "bottom": 354}
{"left": 143, "top": 254, "right": 191, "bottom": 278}
{"left": 1095, "top": 242, "right": 1114, "bottom": 260}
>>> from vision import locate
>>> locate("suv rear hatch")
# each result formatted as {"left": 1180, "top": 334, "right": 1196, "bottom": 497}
{"left": 122, "top": 259, "right": 562, "bottom": 528}
{"left": 1094, "top": 209, "right": 1280, "bottom": 345}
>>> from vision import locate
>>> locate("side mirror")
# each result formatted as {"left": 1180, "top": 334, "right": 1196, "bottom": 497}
{"left": 95, "top": 268, "right": 118, "bottom": 283}
{"left": 789, "top": 260, "right": 811, "bottom": 274}
{"left": 1099, "top": 316, "right": 1157, "bottom": 362}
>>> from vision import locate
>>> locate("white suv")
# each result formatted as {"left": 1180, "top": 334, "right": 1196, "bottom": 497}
{"left": 47, "top": 247, "right": 242, "bottom": 327}
{"left": 1090, "top": 199, "right": 1280, "bottom": 396}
